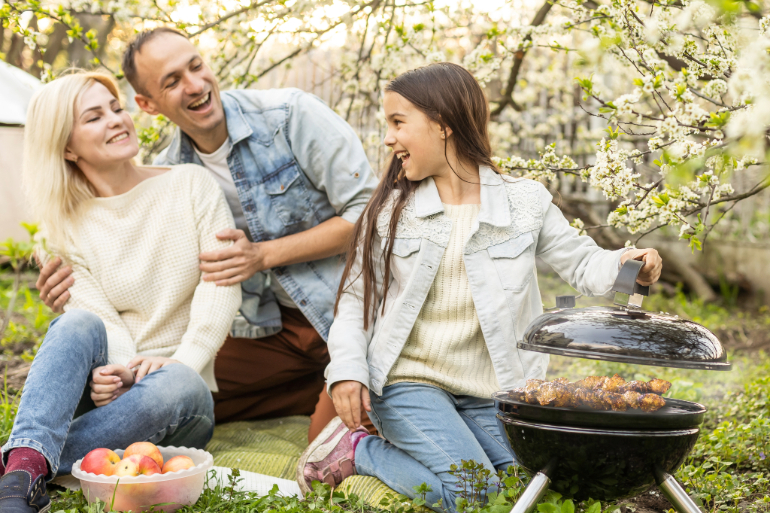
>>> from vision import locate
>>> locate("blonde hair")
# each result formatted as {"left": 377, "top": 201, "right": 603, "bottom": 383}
{"left": 22, "top": 70, "right": 122, "bottom": 256}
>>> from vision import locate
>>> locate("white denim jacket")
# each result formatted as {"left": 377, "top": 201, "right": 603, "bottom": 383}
{"left": 325, "top": 166, "right": 627, "bottom": 396}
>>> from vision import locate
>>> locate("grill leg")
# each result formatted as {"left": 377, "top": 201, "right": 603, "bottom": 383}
{"left": 512, "top": 472, "right": 551, "bottom": 513}
{"left": 656, "top": 472, "right": 702, "bottom": 513}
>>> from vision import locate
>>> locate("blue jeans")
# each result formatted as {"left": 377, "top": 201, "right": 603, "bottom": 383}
{"left": 355, "top": 383, "right": 514, "bottom": 513}
{"left": 2, "top": 309, "right": 215, "bottom": 479}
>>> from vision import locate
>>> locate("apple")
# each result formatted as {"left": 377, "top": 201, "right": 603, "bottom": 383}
{"left": 80, "top": 448, "right": 120, "bottom": 476}
{"left": 161, "top": 455, "right": 195, "bottom": 474}
{"left": 114, "top": 454, "right": 162, "bottom": 477}
{"left": 123, "top": 441, "right": 164, "bottom": 469}
{"left": 114, "top": 455, "right": 162, "bottom": 501}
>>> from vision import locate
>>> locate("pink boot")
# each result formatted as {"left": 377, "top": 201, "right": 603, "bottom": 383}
{"left": 296, "top": 416, "right": 369, "bottom": 495}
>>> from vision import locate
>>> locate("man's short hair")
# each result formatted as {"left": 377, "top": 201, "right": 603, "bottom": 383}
{"left": 122, "top": 27, "right": 188, "bottom": 96}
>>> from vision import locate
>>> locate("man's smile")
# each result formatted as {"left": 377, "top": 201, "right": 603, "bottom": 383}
{"left": 188, "top": 92, "right": 211, "bottom": 111}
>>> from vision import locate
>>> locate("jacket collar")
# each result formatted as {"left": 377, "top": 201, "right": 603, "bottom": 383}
{"left": 164, "top": 91, "right": 253, "bottom": 163}
{"left": 413, "top": 166, "right": 511, "bottom": 227}
{"left": 478, "top": 165, "right": 511, "bottom": 227}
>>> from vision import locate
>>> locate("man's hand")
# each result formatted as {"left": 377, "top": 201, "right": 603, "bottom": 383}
{"left": 91, "top": 365, "right": 135, "bottom": 407}
{"left": 620, "top": 248, "right": 663, "bottom": 286}
{"left": 127, "top": 356, "right": 181, "bottom": 383}
{"left": 199, "top": 229, "right": 269, "bottom": 286}
{"left": 330, "top": 380, "right": 371, "bottom": 430}
{"left": 34, "top": 254, "right": 74, "bottom": 313}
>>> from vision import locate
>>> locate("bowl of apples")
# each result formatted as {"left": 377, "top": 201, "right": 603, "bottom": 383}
{"left": 71, "top": 442, "right": 214, "bottom": 512}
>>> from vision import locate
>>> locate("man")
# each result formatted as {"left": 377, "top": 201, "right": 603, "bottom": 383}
{"left": 36, "top": 27, "right": 378, "bottom": 441}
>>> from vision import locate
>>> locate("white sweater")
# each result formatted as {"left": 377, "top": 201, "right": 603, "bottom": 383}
{"left": 59, "top": 164, "right": 242, "bottom": 391}
{"left": 387, "top": 203, "right": 500, "bottom": 398}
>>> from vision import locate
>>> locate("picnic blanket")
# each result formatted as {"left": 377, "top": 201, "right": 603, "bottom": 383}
{"left": 206, "top": 416, "right": 397, "bottom": 506}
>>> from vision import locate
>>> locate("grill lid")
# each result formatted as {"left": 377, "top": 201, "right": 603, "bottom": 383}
{"left": 519, "top": 259, "right": 731, "bottom": 371}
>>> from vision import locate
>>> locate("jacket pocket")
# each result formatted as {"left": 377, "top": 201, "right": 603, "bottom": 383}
{"left": 488, "top": 231, "right": 535, "bottom": 291}
{"left": 264, "top": 164, "right": 311, "bottom": 226}
{"left": 382, "top": 237, "right": 421, "bottom": 258}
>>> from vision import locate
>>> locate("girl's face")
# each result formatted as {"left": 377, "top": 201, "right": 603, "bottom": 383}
{"left": 65, "top": 82, "right": 139, "bottom": 169}
{"left": 383, "top": 91, "right": 452, "bottom": 182}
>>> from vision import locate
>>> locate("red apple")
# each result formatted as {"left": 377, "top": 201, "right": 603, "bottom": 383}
{"left": 80, "top": 448, "right": 121, "bottom": 476}
{"left": 114, "top": 454, "right": 162, "bottom": 477}
{"left": 161, "top": 455, "right": 195, "bottom": 474}
{"left": 123, "top": 441, "right": 164, "bottom": 469}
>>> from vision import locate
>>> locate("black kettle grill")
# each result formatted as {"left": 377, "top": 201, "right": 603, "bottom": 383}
{"left": 495, "top": 259, "right": 730, "bottom": 513}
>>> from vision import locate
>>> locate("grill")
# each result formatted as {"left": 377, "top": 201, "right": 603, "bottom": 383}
{"left": 496, "top": 260, "right": 730, "bottom": 513}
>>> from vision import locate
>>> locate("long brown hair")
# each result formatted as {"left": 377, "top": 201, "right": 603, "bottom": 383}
{"left": 335, "top": 62, "right": 500, "bottom": 328}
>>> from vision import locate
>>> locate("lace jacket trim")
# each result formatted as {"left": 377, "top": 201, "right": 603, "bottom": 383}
{"left": 376, "top": 179, "right": 544, "bottom": 252}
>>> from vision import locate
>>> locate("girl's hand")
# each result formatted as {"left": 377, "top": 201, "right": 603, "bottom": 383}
{"left": 127, "top": 356, "right": 181, "bottom": 383}
{"left": 331, "top": 380, "right": 371, "bottom": 430}
{"left": 620, "top": 248, "right": 663, "bottom": 286}
{"left": 91, "top": 364, "right": 135, "bottom": 407}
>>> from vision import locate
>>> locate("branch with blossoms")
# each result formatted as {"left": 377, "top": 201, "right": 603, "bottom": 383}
{"left": 3, "top": 0, "right": 770, "bottom": 274}
{"left": 497, "top": 0, "right": 770, "bottom": 253}
{"left": 1, "top": 1, "right": 117, "bottom": 76}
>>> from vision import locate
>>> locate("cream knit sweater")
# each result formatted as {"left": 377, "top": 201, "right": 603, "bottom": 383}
{"left": 58, "top": 164, "right": 242, "bottom": 391}
{"left": 387, "top": 203, "right": 500, "bottom": 398}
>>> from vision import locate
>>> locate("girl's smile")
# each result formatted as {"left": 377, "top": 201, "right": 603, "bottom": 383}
{"left": 383, "top": 91, "right": 449, "bottom": 183}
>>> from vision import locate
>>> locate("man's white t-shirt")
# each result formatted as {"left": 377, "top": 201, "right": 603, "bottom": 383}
{"left": 194, "top": 139, "right": 298, "bottom": 309}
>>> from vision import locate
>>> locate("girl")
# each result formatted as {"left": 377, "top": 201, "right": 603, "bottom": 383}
{"left": 297, "top": 63, "right": 661, "bottom": 511}
{"left": 0, "top": 71, "right": 241, "bottom": 513}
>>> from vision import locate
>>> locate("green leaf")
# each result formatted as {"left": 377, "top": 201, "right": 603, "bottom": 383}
{"left": 586, "top": 502, "right": 602, "bottom": 513}
{"left": 688, "top": 235, "right": 702, "bottom": 252}
{"left": 652, "top": 192, "right": 670, "bottom": 207}
{"left": 538, "top": 503, "right": 559, "bottom": 513}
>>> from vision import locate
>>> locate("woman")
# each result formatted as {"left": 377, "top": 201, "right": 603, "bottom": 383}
{"left": 0, "top": 71, "right": 241, "bottom": 513}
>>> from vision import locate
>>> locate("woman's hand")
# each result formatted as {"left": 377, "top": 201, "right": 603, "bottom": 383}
{"left": 331, "top": 380, "right": 371, "bottom": 430}
{"left": 127, "top": 356, "right": 181, "bottom": 383}
{"left": 91, "top": 364, "right": 135, "bottom": 407}
{"left": 620, "top": 248, "right": 663, "bottom": 286}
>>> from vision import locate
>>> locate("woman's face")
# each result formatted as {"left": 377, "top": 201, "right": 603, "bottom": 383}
{"left": 382, "top": 91, "right": 451, "bottom": 182}
{"left": 66, "top": 82, "right": 139, "bottom": 169}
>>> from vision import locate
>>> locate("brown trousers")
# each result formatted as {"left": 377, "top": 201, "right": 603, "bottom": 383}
{"left": 213, "top": 305, "right": 373, "bottom": 442}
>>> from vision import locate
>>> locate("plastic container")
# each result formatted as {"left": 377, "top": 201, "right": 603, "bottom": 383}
{"left": 71, "top": 446, "right": 214, "bottom": 512}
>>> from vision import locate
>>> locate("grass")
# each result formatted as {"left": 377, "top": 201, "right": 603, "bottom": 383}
{"left": 1, "top": 267, "right": 769, "bottom": 512}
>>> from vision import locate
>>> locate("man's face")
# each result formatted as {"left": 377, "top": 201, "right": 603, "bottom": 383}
{"left": 133, "top": 34, "right": 225, "bottom": 138}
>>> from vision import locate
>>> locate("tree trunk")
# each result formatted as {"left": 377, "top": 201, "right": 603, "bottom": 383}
{"left": 7, "top": 33, "right": 24, "bottom": 68}
{"left": 655, "top": 248, "right": 718, "bottom": 302}
{"left": 42, "top": 23, "right": 68, "bottom": 67}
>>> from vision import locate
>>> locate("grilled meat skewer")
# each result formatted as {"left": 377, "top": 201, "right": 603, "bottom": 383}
{"left": 573, "top": 374, "right": 671, "bottom": 395}
{"left": 508, "top": 375, "right": 671, "bottom": 412}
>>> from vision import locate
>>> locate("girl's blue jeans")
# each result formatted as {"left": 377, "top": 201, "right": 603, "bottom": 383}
{"left": 1, "top": 309, "right": 215, "bottom": 479}
{"left": 355, "top": 382, "right": 514, "bottom": 513}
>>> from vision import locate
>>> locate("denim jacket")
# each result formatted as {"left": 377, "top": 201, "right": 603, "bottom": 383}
{"left": 155, "top": 88, "right": 378, "bottom": 340}
{"left": 326, "top": 166, "right": 628, "bottom": 396}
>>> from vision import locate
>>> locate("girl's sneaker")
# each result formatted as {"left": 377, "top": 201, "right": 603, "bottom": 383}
{"left": 296, "top": 416, "right": 369, "bottom": 495}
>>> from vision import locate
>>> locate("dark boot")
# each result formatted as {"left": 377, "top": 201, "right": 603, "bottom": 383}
{"left": 0, "top": 470, "right": 50, "bottom": 513}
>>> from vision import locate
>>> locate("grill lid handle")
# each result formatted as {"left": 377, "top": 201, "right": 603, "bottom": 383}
{"left": 613, "top": 258, "right": 649, "bottom": 309}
